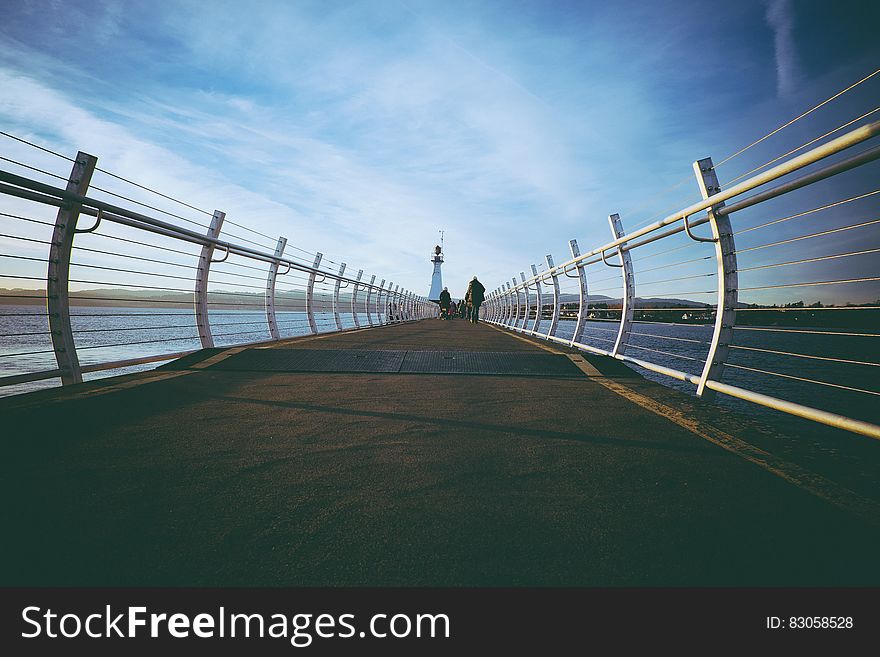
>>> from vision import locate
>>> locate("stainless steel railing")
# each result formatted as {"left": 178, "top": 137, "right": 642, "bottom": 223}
{"left": 483, "top": 121, "right": 880, "bottom": 439}
{"left": 0, "top": 146, "right": 437, "bottom": 394}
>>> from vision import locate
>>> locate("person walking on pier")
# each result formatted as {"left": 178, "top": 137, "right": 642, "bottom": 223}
{"left": 439, "top": 286, "right": 451, "bottom": 320}
{"left": 465, "top": 276, "right": 485, "bottom": 324}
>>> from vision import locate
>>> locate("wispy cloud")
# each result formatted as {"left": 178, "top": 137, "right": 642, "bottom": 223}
{"left": 764, "top": 0, "right": 803, "bottom": 98}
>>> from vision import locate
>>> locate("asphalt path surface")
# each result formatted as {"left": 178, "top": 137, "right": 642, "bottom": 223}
{"left": 3, "top": 319, "right": 879, "bottom": 585}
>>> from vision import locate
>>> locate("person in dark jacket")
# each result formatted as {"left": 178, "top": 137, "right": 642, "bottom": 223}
{"left": 439, "top": 287, "right": 451, "bottom": 319}
{"left": 465, "top": 276, "right": 485, "bottom": 323}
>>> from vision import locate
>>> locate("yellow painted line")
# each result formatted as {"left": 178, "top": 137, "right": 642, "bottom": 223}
{"left": 1, "top": 369, "right": 194, "bottom": 409}
{"left": 568, "top": 356, "right": 880, "bottom": 525}
{"left": 487, "top": 323, "right": 880, "bottom": 524}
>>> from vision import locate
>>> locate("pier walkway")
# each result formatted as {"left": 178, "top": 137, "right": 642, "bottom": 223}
{"left": 3, "top": 320, "right": 879, "bottom": 586}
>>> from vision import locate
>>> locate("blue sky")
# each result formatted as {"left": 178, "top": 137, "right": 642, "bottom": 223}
{"left": 1, "top": 0, "right": 878, "bottom": 303}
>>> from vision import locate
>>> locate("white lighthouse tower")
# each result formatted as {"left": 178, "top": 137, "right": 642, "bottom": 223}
{"left": 427, "top": 240, "right": 444, "bottom": 302}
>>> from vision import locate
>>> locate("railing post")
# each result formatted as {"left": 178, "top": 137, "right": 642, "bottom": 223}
{"left": 389, "top": 285, "right": 398, "bottom": 322}
{"left": 195, "top": 209, "right": 226, "bottom": 349}
{"left": 265, "top": 236, "right": 287, "bottom": 341}
{"left": 48, "top": 150, "right": 97, "bottom": 385}
{"left": 512, "top": 278, "right": 521, "bottom": 329}
{"left": 568, "top": 239, "right": 589, "bottom": 346}
{"left": 545, "top": 254, "right": 561, "bottom": 337}
{"left": 350, "top": 270, "right": 363, "bottom": 328}
{"left": 306, "top": 252, "right": 323, "bottom": 334}
{"left": 530, "top": 264, "right": 542, "bottom": 334}
{"left": 333, "top": 262, "right": 347, "bottom": 331}
{"left": 376, "top": 279, "right": 386, "bottom": 325}
{"left": 518, "top": 272, "right": 528, "bottom": 331}
{"left": 693, "top": 156, "right": 738, "bottom": 400}
{"left": 384, "top": 281, "right": 393, "bottom": 324}
{"left": 364, "top": 275, "right": 376, "bottom": 326}
{"left": 608, "top": 213, "right": 635, "bottom": 356}
{"left": 505, "top": 283, "right": 513, "bottom": 326}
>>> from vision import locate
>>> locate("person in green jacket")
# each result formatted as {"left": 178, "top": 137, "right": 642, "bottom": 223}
{"left": 465, "top": 276, "right": 485, "bottom": 324}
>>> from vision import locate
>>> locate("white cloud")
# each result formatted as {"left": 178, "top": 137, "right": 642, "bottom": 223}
{"left": 764, "top": 0, "right": 803, "bottom": 98}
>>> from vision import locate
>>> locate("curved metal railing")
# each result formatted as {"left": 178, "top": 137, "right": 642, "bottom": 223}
{"left": 482, "top": 121, "right": 880, "bottom": 440}
{"left": 0, "top": 147, "right": 437, "bottom": 395}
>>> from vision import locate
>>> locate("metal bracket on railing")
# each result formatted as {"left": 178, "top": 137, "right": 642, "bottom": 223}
{"left": 210, "top": 243, "right": 230, "bottom": 263}
{"left": 306, "top": 252, "right": 323, "bottom": 334}
{"left": 545, "top": 254, "right": 561, "bottom": 337}
{"left": 608, "top": 213, "right": 634, "bottom": 357}
{"left": 195, "top": 210, "right": 226, "bottom": 349}
{"left": 48, "top": 151, "right": 97, "bottom": 385}
{"left": 74, "top": 208, "right": 102, "bottom": 234}
{"left": 568, "top": 239, "right": 589, "bottom": 346}
{"left": 600, "top": 246, "right": 623, "bottom": 267}
{"left": 682, "top": 211, "right": 718, "bottom": 243}
{"left": 265, "top": 236, "right": 288, "bottom": 341}
{"left": 693, "top": 157, "right": 738, "bottom": 399}
{"left": 278, "top": 261, "right": 291, "bottom": 276}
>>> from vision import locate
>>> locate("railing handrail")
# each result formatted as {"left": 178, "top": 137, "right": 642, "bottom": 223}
{"left": 500, "top": 121, "right": 880, "bottom": 292}
{"left": 0, "top": 153, "right": 436, "bottom": 392}
{"left": 483, "top": 119, "right": 880, "bottom": 440}
{"left": 0, "top": 168, "right": 394, "bottom": 293}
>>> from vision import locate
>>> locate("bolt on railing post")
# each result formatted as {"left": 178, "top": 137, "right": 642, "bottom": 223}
{"left": 608, "top": 213, "right": 635, "bottom": 356}
{"left": 530, "top": 264, "right": 542, "bottom": 334}
{"left": 364, "top": 275, "right": 376, "bottom": 326}
{"left": 306, "top": 252, "right": 323, "bottom": 334}
{"left": 195, "top": 209, "right": 226, "bottom": 349}
{"left": 693, "top": 156, "right": 738, "bottom": 400}
{"left": 48, "top": 150, "right": 97, "bottom": 385}
{"left": 518, "top": 272, "right": 528, "bottom": 331}
{"left": 351, "top": 269, "right": 363, "bottom": 328}
{"left": 545, "top": 254, "right": 561, "bottom": 337}
{"left": 265, "top": 236, "right": 287, "bottom": 341}
{"left": 568, "top": 239, "right": 589, "bottom": 346}
{"left": 333, "top": 262, "right": 347, "bottom": 331}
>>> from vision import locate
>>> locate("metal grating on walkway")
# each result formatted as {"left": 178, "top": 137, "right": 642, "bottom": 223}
{"left": 399, "top": 351, "right": 583, "bottom": 376}
{"left": 211, "top": 349, "right": 406, "bottom": 373}
{"left": 202, "top": 348, "right": 584, "bottom": 377}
